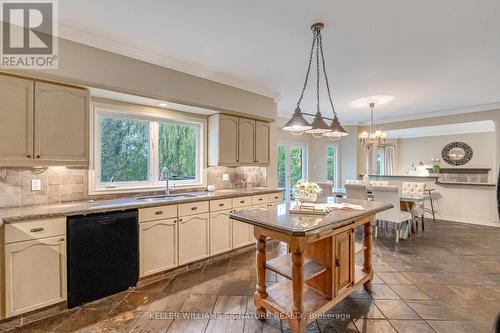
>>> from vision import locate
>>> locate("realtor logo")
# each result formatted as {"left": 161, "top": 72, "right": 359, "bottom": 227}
{"left": 1, "top": 0, "right": 58, "bottom": 68}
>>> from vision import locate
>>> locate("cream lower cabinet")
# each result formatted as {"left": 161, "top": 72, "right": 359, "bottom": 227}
{"left": 231, "top": 219, "right": 253, "bottom": 249}
{"left": 4, "top": 235, "right": 66, "bottom": 317}
{"left": 139, "top": 218, "right": 177, "bottom": 277}
{"left": 178, "top": 213, "right": 210, "bottom": 265}
{"left": 209, "top": 209, "right": 233, "bottom": 255}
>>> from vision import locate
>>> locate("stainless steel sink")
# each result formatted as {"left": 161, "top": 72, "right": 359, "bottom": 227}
{"left": 135, "top": 194, "right": 198, "bottom": 202}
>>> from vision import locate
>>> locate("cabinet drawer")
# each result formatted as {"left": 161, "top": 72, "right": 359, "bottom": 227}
{"left": 251, "top": 194, "right": 268, "bottom": 205}
{"left": 268, "top": 192, "right": 284, "bottom": 203}
{"left": 232, "top": 196, "right": 252, "bottom": 208}
{"left": 210, "top": 198, "right": 232, "bottom": 212}
{"left": 178, "top": 201, "right": 209, "bottom": 217}
{"left": 5, "top": 218, "right": 66, "bottom": 244}
{"left": 139, "top": 205, "right": 177, "bottom": 222}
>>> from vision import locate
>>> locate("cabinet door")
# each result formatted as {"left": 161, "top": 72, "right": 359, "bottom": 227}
{"left": 218, "top": 114, "right": 239, "bottom": 164}
{"left": 178, "top": 213, "right": 209, "bottom": 265}
{"left": 232, "top": 219, "right": 253, "bottom": 248}
{"left": 34, "top": 82, "right": 89, "bottom": 165}
{"left": 238, "top": 118, "right": 255, "bottom": 164}
{"left": 334, "top": 230, "right": 354, "bottom": 295}
{"left": 210, "top": 210, "right": 232, "bottom": 255}
{"left": 0, "top": 75, "right": 34, "bottom": 165}
{"left": 140, "top": 218, "right": 177, "bottom": 277}
{"left": 5, "top": 235, "right": 66, "bottom": 317}
{"left": 255, "top": 121, "right": 270, "bottom": 164}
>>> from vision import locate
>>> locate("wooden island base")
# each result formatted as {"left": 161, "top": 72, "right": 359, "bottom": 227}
{"left": 253, "top": 216, "right": 374, "bottom": 333}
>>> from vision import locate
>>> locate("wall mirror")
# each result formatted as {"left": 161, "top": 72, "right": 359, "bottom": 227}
{"left": 441, "top": 142, "right": 473, "bottom": 166}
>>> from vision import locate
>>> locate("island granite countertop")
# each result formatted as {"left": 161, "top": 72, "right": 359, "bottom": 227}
{"left": 0, "top": 187, "right": 284, "bottom": 224}
{"left": 230, "top": 198, "right": 392, "bottom": 237}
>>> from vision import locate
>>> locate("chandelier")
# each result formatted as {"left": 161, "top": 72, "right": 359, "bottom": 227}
{"left": 282, "top": 23, "right": 348, "bottom": 141}
{"left": 358, "top": 102, "right": 389, "bottom": 145}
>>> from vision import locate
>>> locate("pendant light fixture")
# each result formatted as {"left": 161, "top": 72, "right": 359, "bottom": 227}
{"left": 283, "top": 23, "right": 348, "bottom": 140}
{"left": 349, "top": 95, "right": 394, "bottom": 146}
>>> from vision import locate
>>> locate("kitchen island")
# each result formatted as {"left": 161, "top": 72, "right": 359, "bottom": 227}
{"left": 230, "top": 198, "right": 392, "bottom": 333}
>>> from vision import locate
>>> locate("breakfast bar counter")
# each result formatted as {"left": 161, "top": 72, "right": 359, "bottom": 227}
{"left": 230, "top": 198, "right": 392, "bottom": 333}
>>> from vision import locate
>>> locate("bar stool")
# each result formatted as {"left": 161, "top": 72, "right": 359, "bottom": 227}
{"left": 425, "top": 188, "right": 438, "bottom": 223}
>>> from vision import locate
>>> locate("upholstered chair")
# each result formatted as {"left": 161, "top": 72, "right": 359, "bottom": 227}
{"left": 372, "top": 185, "right": 413, "bottom": 242}
{"left": 314, "top": 182, "right": 333, "bottom": 203}
{"left": 402, "top": 182, "right": 426, "bottom": 232}
{"left": 345, "top": 183, "right": 368, "bottom": 200}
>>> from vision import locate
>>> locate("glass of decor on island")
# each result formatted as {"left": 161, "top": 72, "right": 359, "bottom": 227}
{"left": 294, "top": 181, "right": 321, "bottom": 204}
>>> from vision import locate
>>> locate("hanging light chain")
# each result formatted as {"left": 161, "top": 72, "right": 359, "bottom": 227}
{"left": 315, "top": 29, "right": 321, "bottom": 114}
{"left": 296, "top": 30, "right": 317, "bottom": 108}
{"left": 318, "top": 32, "right": 338, "bottom": 119}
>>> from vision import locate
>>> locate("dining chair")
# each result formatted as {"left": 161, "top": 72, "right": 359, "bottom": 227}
{"left": 345, "top": 179, "right": 365, "bottom": 185}
{"left": 402, "top": 182, "right": 426, "bottom": 232}
{"left": 345, "top": 183, "right": 368, "bottom": 200}
{"left": 370, "top": 181, "right": 389, "bottom": 186}
{"left": 372, "top": 185, "right": 413, "bottom": 242}
{"left": 315, "top": 182, "right": 333, "bottom": 203}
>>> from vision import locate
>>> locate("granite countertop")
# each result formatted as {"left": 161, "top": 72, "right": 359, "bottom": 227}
{"left": 230, "top": 198, "right": 392, "bottom": 237}
{"left": 0, "top": 187, "right": 284, "bottom": 224}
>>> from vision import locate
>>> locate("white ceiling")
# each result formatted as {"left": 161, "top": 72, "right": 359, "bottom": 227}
{"left": 58, "top": 0, "right": 500, "bottom": 124}
{"left": 385, "top": 120, "right": 495, "bottom": 138}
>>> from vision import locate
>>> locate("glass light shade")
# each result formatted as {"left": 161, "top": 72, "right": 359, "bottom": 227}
{"left": 305, "top": 112, "right": 331, "bottom": 134}
{"left": 283, "top": 107, "right": 312, "bottom": 132}
{"left": 324, "top": 117, "right": 349, "bottom": 137}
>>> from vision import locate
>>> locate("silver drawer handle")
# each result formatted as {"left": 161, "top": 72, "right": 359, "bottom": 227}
{"left": 30, "top": 227, "right": 44, "bottom": 233}
{"left": 155, "top": 211, "right": 164, "bottom": 215}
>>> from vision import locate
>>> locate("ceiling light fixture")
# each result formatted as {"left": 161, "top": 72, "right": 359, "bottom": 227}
{"left": 350, "top": 96, "right": 394, "bottom": 146}
{"left": 283, "top": 23, "right": 348, "bottom": 141}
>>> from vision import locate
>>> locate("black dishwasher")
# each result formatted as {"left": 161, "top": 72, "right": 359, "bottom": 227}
{"left": 67, "top": 209, "right": 139, "bottom": 308}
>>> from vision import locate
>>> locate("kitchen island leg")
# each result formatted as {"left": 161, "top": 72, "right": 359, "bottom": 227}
{"left": 254, "top": 236, "right": 268, "bottom": 320}
{"left": 362, "top": 219, "right": 373, "bottom": 291}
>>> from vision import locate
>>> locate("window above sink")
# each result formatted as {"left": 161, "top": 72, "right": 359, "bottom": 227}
{"left": 91, "top": 102, "right": 206, "bottom": 194}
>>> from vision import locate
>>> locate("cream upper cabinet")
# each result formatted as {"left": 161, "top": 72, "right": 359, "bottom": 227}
{"left": 4, "top": 235, "right": 67, "bottom": 317}
{"left": 139, "top": 218, "right": 177, "bottom": 277}
{"left": 178, "top": 213, "right": 209, "bottom": 265}
{"left": 0, "top": 75, "right": 34, "bottom": 165}
{"left": 208, "top": 113, "right": 270, "bottom": 167}
{"left": 34, "top": 82, "right": 89, "bottom": 165}
{"left": 209, "top": 209, "right": 232, "bottom": 256}
{"left": 238, "top": 118, "right": 256, "bottom": 164}
{"left": 208, "top": 114, "right": 239, "bottom": 166}
{"left": 255, "top": 121, "right": 270, "bottom": 164}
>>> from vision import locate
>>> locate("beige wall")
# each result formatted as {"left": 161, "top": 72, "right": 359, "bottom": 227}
{"left": 397, "top": 132, "right": 495, "bottom": 178}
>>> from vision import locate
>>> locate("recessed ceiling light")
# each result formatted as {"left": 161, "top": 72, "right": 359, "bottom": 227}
{"left": 158, "top": 102, "right": 168, "bottom": 107}
{"left": 349, "top": 95, "right": 395, "bottom": 108}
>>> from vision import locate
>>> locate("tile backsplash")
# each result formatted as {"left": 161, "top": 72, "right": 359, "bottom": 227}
{"left": 206, "top": 166, "right": 267, "bottom": 189}
{"left": 0, "top": 166, "right": 267, "bottom": 208}
{"left": 0, "top": 167, "right": 89, "bottom": 207}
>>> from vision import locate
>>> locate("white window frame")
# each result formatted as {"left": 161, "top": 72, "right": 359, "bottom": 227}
{"left": 90, "top": 103, "right": 205, "bottom": 195}
{"left": 326, "top": 143, "right": 339, "bottom": 187}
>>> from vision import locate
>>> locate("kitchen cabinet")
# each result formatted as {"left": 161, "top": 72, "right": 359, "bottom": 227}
{"left": 210, "top": 209, "right": 232, "bottom": 255}
{"left": 255, "top": 121, "right": 270, "bottom": 164}
{"left": 178, "top": 213, "right": 209, "bottom": 265}
{"left": 231, "top": 219, "right": 253, "bottom": 249}
{"left": 4, "top": 235, "right": 67, "bottom": 317}
{"left": 208, "top": 114, "right": 271, "bottom": 167}
{"left": 0, "top": 75, "right": 89, "bottom": 167}
{"left": 334, "top": 230, "right": 354, "bottom": 296}
{"left": 238, "top": 118, "right": 256, "bottom": 164}
{"left": 140, "top": 218, "right": 177, "bottom": 277}
{"left": 0, "top": 75, "right": 33, "bottom": 165}
{"left": 208, "top": 114, "right": 239, "bottom": 166}
{"left": 34, "top": 82, "right": 89, "bottom": 165}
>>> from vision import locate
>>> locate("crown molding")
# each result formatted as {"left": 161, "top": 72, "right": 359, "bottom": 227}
{"left": 58, "top": 24, "right": 281, "bottom": 101}
{"left": 356, "top": 102, "right": 500, "bottom": 126}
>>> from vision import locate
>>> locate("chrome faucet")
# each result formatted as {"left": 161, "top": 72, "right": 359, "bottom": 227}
{"left": 160, "top": 167, "right": 171, "bottom": 195}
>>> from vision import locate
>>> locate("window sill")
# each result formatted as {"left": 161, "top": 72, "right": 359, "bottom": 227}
{"left": 90, "top": 184, "right": 206, "bottom": 196}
